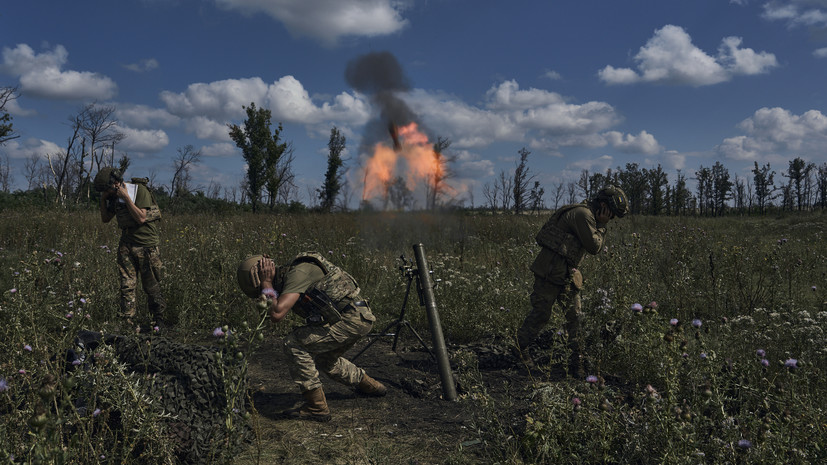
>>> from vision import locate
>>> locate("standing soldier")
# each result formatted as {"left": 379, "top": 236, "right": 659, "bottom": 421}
{"left": 237, "top": 252, "right": 387, "bottom": 422}
{"left": 516, "top": 185, "right": 629, "bottom": 377}
{"left": 95, "top": 167, "right": 166, "bottom": 330}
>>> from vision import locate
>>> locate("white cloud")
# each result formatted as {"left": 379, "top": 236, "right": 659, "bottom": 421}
{"left": 603, "top": 130, "right": 662, "bottom": 154}
{"left": 454, "top": 149, "right": 495, "bottom": 179}
{"left": 567, "top": 155, "right": 614, "bottom": 172}
{"left": 543, "top": 70, "right": 563, "bottom": 80}
{"left": 117, "top": 126, "right": 169, "bottom": 153}
{"left": 1, "top": 137, "right": 61, "bottom": 159}
{"left": 160, "top": 77, "right": 269, "bottom": 119}
{"left": 662, "top": 150, "right": 687, "bottom": 171}
{"left": 200, "top": 142, "right": 237, "bottom": 158}
{"left": 716, "top": 107, "right": 827, "bottom": 160}
{"left": 214, "top": 0, "right": 410, "bottom": 46}
{"left": 184, "top": 116, "right": 233, "bottom": 141}
{"left": 117, "top": 104, "right": 180, "bottom": 129}
{"left": 598, "top": 25, "right": 777, "bottom": 86}
{"left": 0, "top": 44, "right": 117, "bottom": 100}
{"left": 763, "top": 1, "right": 827, "bottom": 29}
{"left": 814, "top": 47, "right": 827, "bottom": 58}
{"left": 123, "top": 58, "right": 159, "bottom": 73}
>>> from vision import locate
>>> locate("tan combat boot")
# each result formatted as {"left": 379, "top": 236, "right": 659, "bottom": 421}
{"left": 356, "top": 373, "right": 387, "bottom": 397}
{"left": 285, "top": 387, "right": 331, "bottom": 422}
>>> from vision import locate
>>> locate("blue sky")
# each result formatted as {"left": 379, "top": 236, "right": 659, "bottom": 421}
{"left": 2, "top": 0, "right": 827, "bottom": 208}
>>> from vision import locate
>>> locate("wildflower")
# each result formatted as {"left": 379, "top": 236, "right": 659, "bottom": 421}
{"left": 572, "top": 397, "right": 581, "bottom": 406}
{"left": 700, "top": 353, "right": 708, "bottom": 360}
{"left": 586, "top": 375, "right": 598, "bottom": 384}
{"left": 65, "top": 312, "right": 73, "bottom": 319}
{"left": 18, "top": 369, "right": 26, "bottom": 374}
{"left": 80, "top": 298, "right": 87, "bottom": 304}
{"left": 691, "top": 319, "right": 702, "bottom": 328}
{"left": 93, "top": 408, "right": 101, "bottom": 417}
{"left": 646, "top": 301, "right": 658, "bottom": 309}
{"left": 72, "top": 359, "right": 81, "bottom": 366}
{"left": 213, "top": 327, "right": 225, "bottom": 337}
{"left": 812, "top": 286, "right": 817, "bottom": 291}
{"left": 153, "top": 326, "right": 160, "bottom": 333}
{"left": 670, "top": 318, "right": 679, "bottom": 326}
{"left": 328, "top": 250, "right": 333, "bottom": 254}
{"left": 784, "top": 358, "right": 798, "bottom": 368}
{"left": 631, "top": 303, "right": 643, "bottom": 313}
{"left": 9, "top": 288, "right": 17, "bottom": 294}
{"left": 737, "top": 439, "right": 752, "bottom": 449}
{"left": 0, "top": 378, "right": 8, "bottom": 392}
{"left": 761, "top": 359, "right": 769, "bottom": 367}
{"left": 23, "top": 344, "right": 32, "bottom": 352}
{"left": 756, "top": 349, "right": 765, "bottom": 357}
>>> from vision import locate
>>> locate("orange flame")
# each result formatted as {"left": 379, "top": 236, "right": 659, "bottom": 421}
{"left": 361, "top": 122, "right": 450, "bottom": 203}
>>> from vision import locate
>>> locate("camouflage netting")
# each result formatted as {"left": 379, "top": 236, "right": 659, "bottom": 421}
{"left": 78, "top": 332, "right": 252, "bottom": 463}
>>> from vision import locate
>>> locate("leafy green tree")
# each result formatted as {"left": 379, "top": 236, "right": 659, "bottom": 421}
{"left": 817, "top": 163, "right": 827, "bottom": 210}
{"left": 318, "top": 126, "right": 345, "bottom": 212}
{"left": 785, "top": 156, "right": 813, "bottom": 211}
{"left": 752, "top": 162, "right": 775, "bottom": 214}
{"left": 228, "top": 103, "right": 288, "bottom": 213}
{"left": 617, "top": 163, "right": 647, "bottom": 215}
{"left": 694, "top": 166, "right": 713, "bottom": 216}
{"left": 711, "top": 161, "right": 732, "bottom": 216}
{"left": 644, "top": 164, "right": 669, "bottom": 215}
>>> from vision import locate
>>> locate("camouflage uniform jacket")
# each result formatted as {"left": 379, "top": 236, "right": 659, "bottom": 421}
{"left": 531, "top": 201, "right": 607, "bottom": 285}
{"left": 283, "top": 252, "right": 362, "bottom": 320}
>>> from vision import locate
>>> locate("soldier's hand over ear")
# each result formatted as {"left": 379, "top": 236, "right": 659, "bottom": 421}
{"left": 258, "top": 258, "right": 276, "bottom": 284}
{"left": 596, "top": 204, "right": 613, "bottom": 224}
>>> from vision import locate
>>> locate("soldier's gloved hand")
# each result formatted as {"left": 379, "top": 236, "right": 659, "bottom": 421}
{"left": 596, "top": 204, "right": 613, "bottom": 223}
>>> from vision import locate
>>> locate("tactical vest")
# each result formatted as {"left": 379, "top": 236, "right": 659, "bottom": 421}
{"left": 534, "top": 202, "right": 589, "bottom": 268}
{"left": 289, "top": 252, "right": 360, "bottom": 319}
{"left": 113, "top": 178, "right": 162, "bottom": 229}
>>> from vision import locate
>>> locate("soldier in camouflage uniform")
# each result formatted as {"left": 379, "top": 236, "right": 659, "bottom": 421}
{"left": 516, "top": 185, "right": 629, "bottom": 377}
{"left": 95, "top": 167, "right": 166, "bottom": 329}
{"left": 237, "top": 252, "right": 387, "bottom": 422}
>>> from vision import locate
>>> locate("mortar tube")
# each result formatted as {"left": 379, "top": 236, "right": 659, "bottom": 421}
{"left": 413, "top": 243, "right": 457, "bottom": 401}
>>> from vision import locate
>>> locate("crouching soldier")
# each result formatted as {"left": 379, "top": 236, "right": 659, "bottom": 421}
{"left": 95, "top": 167, "right": 166, "bottom": 330}
{"left": 237, "top": 252, "right": 387, "bottom": 422}
{"left": 516, "top": 185, "right": 628, "bottom": 377}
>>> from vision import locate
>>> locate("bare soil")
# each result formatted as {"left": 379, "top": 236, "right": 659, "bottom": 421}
{"left": 238, "top": 331, "right": 564, "bottom": 464}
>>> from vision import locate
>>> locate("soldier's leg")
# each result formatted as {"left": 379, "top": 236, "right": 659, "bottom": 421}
{"left": 516, "top": 276, "right": 563, "bottom": 349}
{"left": 282, "top": 325, "right": 346, "bottom": 392}
{"left": 138, "top": 246, "right": 166, "bottom": 323}
{"left": 314, "top": 311, "right": 374, "bottom": 387}
{"left": 117, "top": 243, "right": 139, "bottom": 320}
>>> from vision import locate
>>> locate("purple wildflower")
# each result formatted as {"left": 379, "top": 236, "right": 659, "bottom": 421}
{"left": 700, "top": 353, "right": 708, "bottom": 360}
{"left": 65, "top": 312, "right": 73, "bottom": 319}
{"left": 23, "top": 344, "right": 32, "bottom": 352}
{"left": 80, "top": 298, "right": 87, "bottom": 304}
{"left": 691, "top": 319, "right": 702, "bottom": 328}
{"left": 93, "top": 408, "right": 101, "bottom": 417}
{"left": 631, "top": 303, "right": 643, "bottom": 313}
{"left": 756, "top": 349, "right": 765, "bottom": 357}
{"left": 213, "top": 327, "right": 225, "bottom": 337}
{"left": 572, "top": 397, "right": 581, "bottom": 406}
{"left": 0, "top": 378, "right": 8, "bottom": 392}
{"left": 812, "top": 286, "right": 817, "bottom": 291}
{"left": 18, "top": 369, "right": 25, "bottom": 374}
{"left": 669, "top": 318, "right": 679, "bottom": 326}
{"left": 72, "top": 359, "right": 81, "bottom": 366}
{"left": 737, "top": 439, "right": 752, "bottom": 449}
{"left": 9, "top": 288, "right": 17, "bottom": 294}
{"left": 153, "top": 326, "right": 160, "bottom": 333}
{"left": 586, "top": 375, "right": 598, "bottom": 383}
{"left": 761, "top": 359, "right": 769, "bottom": 367}
{"left": 784, "top": 358, "right": 798, "bottom": 368}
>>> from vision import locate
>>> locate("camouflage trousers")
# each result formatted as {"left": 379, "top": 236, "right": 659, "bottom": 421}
{"left": 282, "top": 306, "right": 375, "bottom": 393}
{"left": 516, "top": 274, "right": 582, "bottom": 354}
{"left": 117, "top": 242, "right": 166, "bottom": 322}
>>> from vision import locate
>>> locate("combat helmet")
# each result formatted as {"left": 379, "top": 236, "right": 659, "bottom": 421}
{"left": 595, "top": 185, "right": 629, "bottom": 218}
{"left": 93, "top": 167, "right": 123, "bottom": 192}
{"left": 237, "top": 255, "right": 265, "bottom": 298}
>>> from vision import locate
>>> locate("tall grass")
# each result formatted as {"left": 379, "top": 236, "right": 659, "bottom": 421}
{"left": 1, "top": 209, "right": 825, "bottom": 463}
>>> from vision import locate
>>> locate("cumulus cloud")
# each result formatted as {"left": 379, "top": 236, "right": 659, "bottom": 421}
{"left": 598, "top": 25, "right": 777, "bottom": 86}
{"left": 159, "top": 75, "right": 370, "bottom": 141}
{"left": 762, "top": 1, "right": 827, "bottom": 29}
{"left": 0, "top": 44, "right": 117, "bottom": 100}
{"left": 603, "top": 130, "right": 662, "bottom": 154}
{"left": 1, "top": 137, "right": 61, "bottom": 160}
{"left": 123, "top": 58, "right": 159, "bottom": 73}
{"left": 200, "top": 142, "right": 237, "bottom": 158}
{"left": 567, "top": 155, "right": 614, "bottom": 172}
{"left": 117, "top": 126, "right": 169, "bottom": 153}
{"left": 716, "top": 107, "right": 827, "bottom": 160}
{"left": 814, "top": 47, "right": 827, "bottom": 58}
{"left": 214, "top": 0, "right": 410, "bottom": 46}
{"left": 117, "top": 104, "right": 180, "bottom": 128}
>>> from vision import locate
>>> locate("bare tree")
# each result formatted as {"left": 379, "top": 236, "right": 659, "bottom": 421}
{"left": 0, "top": 153, "right": 13, "bottom": 192}
{"left": 170, "top": 144, "right": 202, "bottom": 198}
{"left": 1, "top": 86, "right": 21, "bottom": 146}
{"left": 512, "top": 147, "right": 534, "bottom": 214}
{"left": 73, "top": 103, "right": 125, "bottom": 201}
{"left": 551, "top": 181, "right": 565, "bottom": 209}
{"left": 496, "top": 169, "right": 513, "bottom": 211}
{"left": 337, "top": 180, "right": 354, "bottom": 212}
{"left": 566, "top": 181, "right": 578, "bottom": 204}
{"left": 482, "top": 181, "right": 499, "bottom": 212}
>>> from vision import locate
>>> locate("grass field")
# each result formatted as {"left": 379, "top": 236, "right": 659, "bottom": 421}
{"left": 1, "top": 209, "right": 825, "bottom": 463}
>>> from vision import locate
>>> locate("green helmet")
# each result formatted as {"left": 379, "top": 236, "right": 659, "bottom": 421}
{"left": 93, "top": 167, "right": 123, "bottom": 192}
{"left": 596, "top": 185, "right": 629, "bottom": 218}
{"left": 237, "top": 255, "right": 265, "bottom": 298}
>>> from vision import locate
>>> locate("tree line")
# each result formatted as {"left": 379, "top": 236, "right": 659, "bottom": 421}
{"left": 2, "top": 90, "right": 826, "bottom": 215}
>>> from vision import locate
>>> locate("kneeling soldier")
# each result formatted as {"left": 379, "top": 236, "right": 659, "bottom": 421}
{"left": 237, "top": 252, "right": 387, "bottom": 422}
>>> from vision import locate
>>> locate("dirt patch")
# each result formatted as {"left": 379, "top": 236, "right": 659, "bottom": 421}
{"left": 238, "top": 331, "right": 563, "bottom": 464}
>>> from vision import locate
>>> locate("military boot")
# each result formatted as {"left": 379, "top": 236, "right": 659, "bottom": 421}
{"left": 285, "top": 387, "right": 331, "bottom": 422}
{"left": 356, "top": 374, "right": 387, "bottom": 397}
